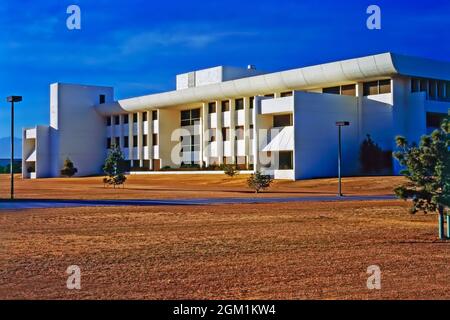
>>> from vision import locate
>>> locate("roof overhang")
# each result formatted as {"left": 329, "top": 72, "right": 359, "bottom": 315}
{"left": 95, "top": 52, "right": 450, "bottom": 115}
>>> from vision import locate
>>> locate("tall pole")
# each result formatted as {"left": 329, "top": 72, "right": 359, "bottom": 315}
{"left": 337, "top": 125, "right": 342, "bottom": 197}
{"left": 10, "top": 101, "right": 14, "bottom": 200}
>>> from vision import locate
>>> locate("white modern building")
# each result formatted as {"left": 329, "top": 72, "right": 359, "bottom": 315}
{"left": 22, "top": 52, "right": 450, "bottom": 180}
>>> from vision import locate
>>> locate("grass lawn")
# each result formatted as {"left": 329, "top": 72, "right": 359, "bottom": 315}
{"left": 0, "top": 175, "right": 448, "bottom": 299}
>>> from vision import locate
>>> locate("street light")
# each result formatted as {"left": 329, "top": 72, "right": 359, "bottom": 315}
{"left": 7, "top": 95, "right": 22, "bottom": 200}
{"left": 335, "top": 121, "right": 350, "bottom": 197}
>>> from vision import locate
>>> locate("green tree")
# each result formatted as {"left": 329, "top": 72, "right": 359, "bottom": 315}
{"left": 393, "top": 116, "right": 449, "bottom": 238}
{"left": 103, "top": 145, "right": 127, "bottom": 188}
{"left": 360, "top": 134, "right": 391, "bottom": 174}
{"left": 60, "top": 157, "right": 78, "bottom": 177}
{"left": 247, "top": 171, "right": 273, "bottom": 194}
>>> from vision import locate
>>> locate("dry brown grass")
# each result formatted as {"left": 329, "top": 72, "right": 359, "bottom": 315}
{"left": 1, "top": 201, "right": 449, "bottom": 299}
{"left": 0, "top": 175, "right": 448, "bottom": 300}
{"left": 0, "top": 174, "right": 405, "bottom": 200}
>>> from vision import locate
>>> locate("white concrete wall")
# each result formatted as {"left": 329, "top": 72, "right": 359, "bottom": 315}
{"left": 50, "top": 83, "right": 114, "bottom": 177}
{"left": 293, "top": 91, "right": 359, "bottom": 179}
{"left": 35, "top": 125, "right": 51, "bottom": 178}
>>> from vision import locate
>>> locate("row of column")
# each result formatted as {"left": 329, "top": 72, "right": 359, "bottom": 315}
{"left": 108, "top": 110, "right": 158, "bottom": 169}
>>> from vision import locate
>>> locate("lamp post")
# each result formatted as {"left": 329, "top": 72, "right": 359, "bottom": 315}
{"left": 335, "top": 121, "right": 350, "bottom": 197}
{"left": 7, "top": 96, "right": 22, "bottom": 200}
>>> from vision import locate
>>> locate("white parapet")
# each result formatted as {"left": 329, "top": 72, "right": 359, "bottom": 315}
{"left": 261, "top": 96, "right": 294, "bottom": 114}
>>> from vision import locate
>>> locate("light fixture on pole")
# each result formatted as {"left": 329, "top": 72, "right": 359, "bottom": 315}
{"left": 335, "top": 121, "right": 350, "bottom": 197}
{"left": 7, "top": 95, "right": 22, "bottom": 200}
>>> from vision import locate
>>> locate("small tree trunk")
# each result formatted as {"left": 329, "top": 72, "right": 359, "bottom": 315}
{"left": 438, "top": 205, "right": 445, "bottom": 240}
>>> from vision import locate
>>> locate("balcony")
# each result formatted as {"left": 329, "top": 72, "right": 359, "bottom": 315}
{"left": 261, "top": 96, "right": 294, "bottom": 114}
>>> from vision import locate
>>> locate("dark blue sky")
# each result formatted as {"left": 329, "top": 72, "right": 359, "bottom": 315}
{"left": 1, "top": 0, "right": 449, "bottom": 142}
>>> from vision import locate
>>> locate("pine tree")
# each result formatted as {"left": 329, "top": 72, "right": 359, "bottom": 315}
{"left": 393, "top": 116, "right": 449, "bottom": 238}
{"left": 103, "top": 145, "right": 127, "bottom": 188}
{"left": 247, "top": 171, "right": 273, "bottom": 193}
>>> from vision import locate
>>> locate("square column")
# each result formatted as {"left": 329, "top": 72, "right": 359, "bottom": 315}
{"left": 147, "top": 111, "right": 153, "bottom": 170}
{"left": 216, "top": 101, "right": 223, "bottom": 165}
{"left": 243, "top": 97, "right": 251, "bottom": 169}
{"left": 252, "top": 96, "right": 261, "bottom": 172}
{"left": 201, "top": 103, "right": 209, "bottom": 168}
{"left": 128, "top": 114, "right": 133, "bottom": 165}
{"left": 229, "top": 99, "right": 236, "bottom": 164}
{"left": 137, "top": 112, "right": 143, "bottom": 167}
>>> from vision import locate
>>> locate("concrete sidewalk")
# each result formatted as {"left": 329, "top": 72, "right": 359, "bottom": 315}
{"left": 0, "top": 195, "right": 396, "bottom": 210}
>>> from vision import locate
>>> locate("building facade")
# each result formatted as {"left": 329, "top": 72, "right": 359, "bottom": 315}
{"left": 22, "top": 53, "right": 450, "bottom": 180}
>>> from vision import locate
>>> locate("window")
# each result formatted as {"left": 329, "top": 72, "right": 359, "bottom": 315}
{"left": 180, "top": 108, "right": 200, "bottom": 126}
{"left": 280, "top": 91, "right": 293, "bottom": 97}
{"left": 221, "top": 101, "right": 230, "bottom": 112}
{"left": 235, "top": 126, "right": 244, "bottom": 140}
{"left": 426, "top": 112, "right": 446, "bottom": 128}
{"left": 152, "top": 110, "right": 158, "bottom": 120}
{"left": 273, "top": 114, "right": 292, "bottom": 127}
{"left": 152, "top": 134, "right": 158, "bottom": 146}
{"left": 114, "top": 137, "right": 120, "bottom": 146}
{"left": 446, "top": 82, "right": 450, "bottom": 99}
{"left": 123, "top": 136, "right": 129, "bottom": 148}
{"left": 279, "top": 151, "right": 293, "bottom": 170}
{"left": 379, "top": 79, "right": 391, "bottom": 94}
{"left": 363, "top": 80, "right": 391, "bottom": 96}
{"left": 143, "top": 112, "right": 148, "bottom": 122}
{"left": 133, "top": 113, "right": 138, "bottom": 123}
{"left": 222, "top": 127, "right": 230, "bottom": 141}
{"left": 249, "top": 125, "right": 254, "bottom": 139}
{"left": 420, "top": 79, "right": 428, "bottom": 92}
{"left": 133, "top": 135, "right": 138, "bottom": 147}
{"left": 99, "top": 94, "right": 106, "bottom": 104}
{"left": 341, "top": 84, "right": 356, "bottom": 96}
{"left": 143, "top": 135, "right": 148, "bottom": 147}
{"left": 106, "top": 117, "right": 111, "bottom": 126}
{"left": 210, "top": 135, "right": 216, "bottom": 142}
{"left": 208, "top": 102, "right": 216, "bottom": 114}
{"left": 411, "top": 78, "right": 420, "bottom": 92}
{"left": 438, "top": 81, "right": 445, "bottom": 100}
{"left": 235, "top": 98, "right": 244, "bottom": 110}
{"left": 264, "top": 94, "right": 275, "bottom": 98}
{"left": 250, "top": 97, "right": 254, "bottom": 109}
{"left": 363, "top": 81, "right": 379, "bottom": 96}
{"left": 114, "top": 115, "right": 120, "bottom": 125}
{"left": 323, "top": 86, "right": 341, "bottom": 95}
{"left": 106, "top": 138, "right": 112, "bottom": 148}
{"left": 429, "top": 80, "right": 437, "bottom": 99}
{"left": 124, "top": 115, "right": 129, "bottom": 124}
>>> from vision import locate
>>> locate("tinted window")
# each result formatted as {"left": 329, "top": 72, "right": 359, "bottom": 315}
{"left": 235, "top": 99, "right": 244, "bottom": 110}
{"left": 426, "top": 112, "right": 446, "bottom": 128}
{"left": 363, "top": 81, "right": 379, "bottom": 96}
{"left": 273, "top": 114, "right": 292, "bottom": 127}
{"left": 379, "top": 80, "right": 391, "bottom": 94}
{"left": 323, "top": 86, "right": 340, "bottom": 95}
{"left": 341, "top": 84, "right": 356, "bottom": 96}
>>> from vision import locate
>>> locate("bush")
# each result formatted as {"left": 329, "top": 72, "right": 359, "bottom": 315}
{"left": 60, "top": 158, "right": 78, "bottom": 177}
{"left": 247, "top": 171, "right": 273, "bottom": 193}
{"left": 223, "top": 164, "right": 238, "bottom": 178}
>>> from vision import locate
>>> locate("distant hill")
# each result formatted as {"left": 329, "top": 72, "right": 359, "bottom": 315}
{"left": 0, "top": 137, "right": 22, "bottom": 159}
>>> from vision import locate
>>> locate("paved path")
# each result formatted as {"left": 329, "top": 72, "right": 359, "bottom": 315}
{"left": 0, "top": 195, "right": 396, "bottom": 210}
